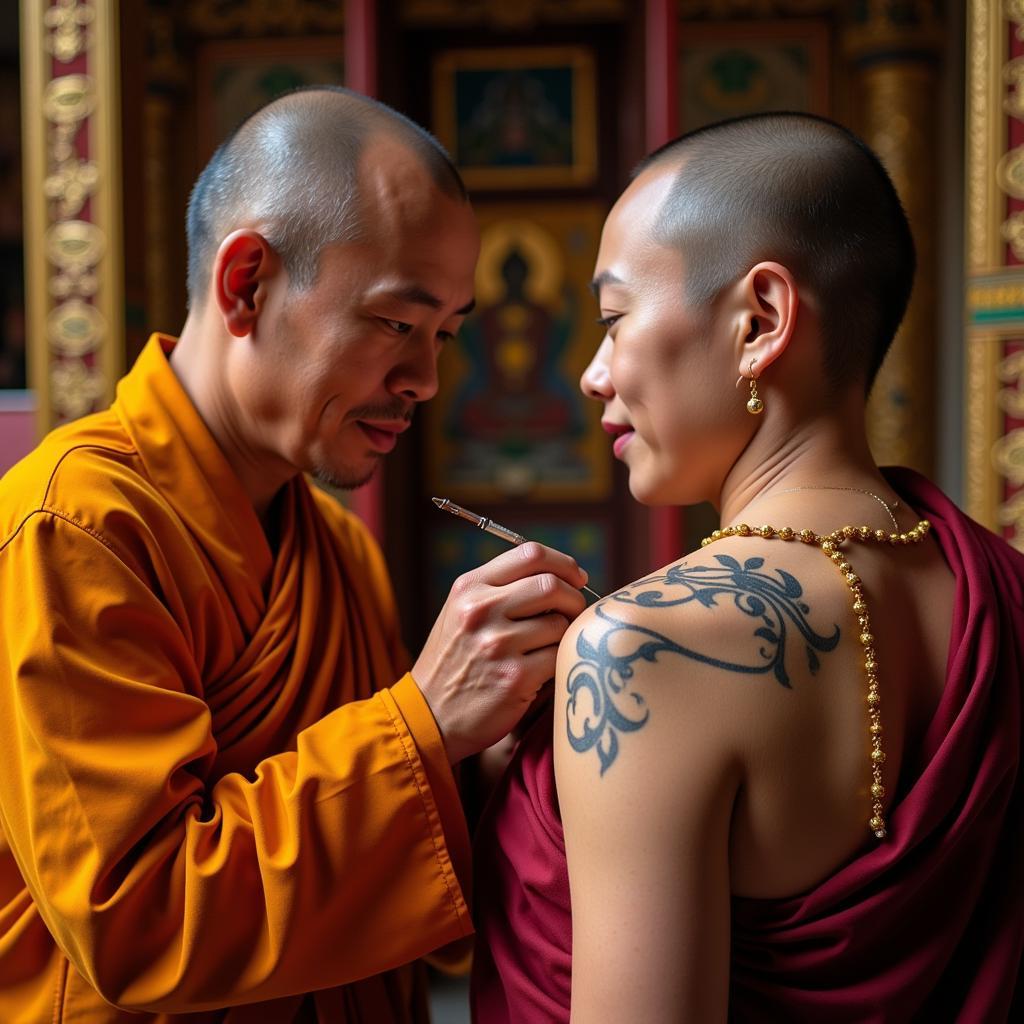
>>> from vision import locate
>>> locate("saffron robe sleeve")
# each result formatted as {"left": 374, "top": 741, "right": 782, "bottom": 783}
{"left": 0, "top": 337, "right": 472, "bottom": 1018}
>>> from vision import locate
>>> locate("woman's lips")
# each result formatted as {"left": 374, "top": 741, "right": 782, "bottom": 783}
{"left": 603, "top": 421, "right": 634, "bottom": 459}
{"left": 612, "top": 430, "right": 634, "bottom": 458}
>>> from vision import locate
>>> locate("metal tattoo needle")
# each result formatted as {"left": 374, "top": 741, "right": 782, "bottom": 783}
{"left": 432, "top": 496, "right": 602, "bottom": 601}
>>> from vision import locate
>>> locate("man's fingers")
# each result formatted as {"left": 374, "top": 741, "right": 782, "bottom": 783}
{"left": 512, "top": 611, "right": 573, "bottom": 653}
{"left": 504, "top": 573, "right": 588, "bottom": 622}
{"left": 472, "top": 541, "right": 589, "bottom": 591}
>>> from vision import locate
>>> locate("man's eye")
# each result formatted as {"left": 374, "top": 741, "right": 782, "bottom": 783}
{"left": 437, "top": 330, "right": 456, "bottom": 344}
{"left": 383, "top": 319, "right": 413, "bottom": 334}
{"left": 596, "top": 314, "right": 622, "bottom": 329}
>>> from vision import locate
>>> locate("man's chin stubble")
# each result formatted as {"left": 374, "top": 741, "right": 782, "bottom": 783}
{"left": 313, "top": 460, "right": 378, "bottom": 492}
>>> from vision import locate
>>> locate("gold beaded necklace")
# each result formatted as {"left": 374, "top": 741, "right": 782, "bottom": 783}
{"left": 700, "top": 517, "right": 932, "bottom": 840}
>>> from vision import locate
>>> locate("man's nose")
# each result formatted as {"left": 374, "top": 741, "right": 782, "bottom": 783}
{"left": 388, "top": 334, "right": 440, "bottom": 403}
{"left": 580, "top": 336, "right": 614, "bottom": 400}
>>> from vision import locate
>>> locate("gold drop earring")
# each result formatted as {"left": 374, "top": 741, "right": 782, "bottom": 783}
{"left": 736, "top": 357, "right": 764, "bottom": 415}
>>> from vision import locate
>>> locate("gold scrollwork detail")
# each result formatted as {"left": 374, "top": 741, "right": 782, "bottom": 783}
{"left": 1005, "top": 56, "right": 1024, "bottom": 119}
{"left": 44, "top": 74, "right": 95, "bottom": 125}
{"left": 43, "top": 76, "right": 99, "bottom": 219}
{"left": 44, "top": 0, "right": 95, "bottom": 63}
{"left": 51, "top": 360, "right": 106, "bottom": 420}
{"left": 998, "top": 349, "right": 1024, "bottom": 416}
{"left": 992, "top": 427, "right": 1024, "bottom": 486}
{"left": 1008, "top": 0, "right": 1024, "bottom": 37}
{"left": 47, "top": 300, "right": 106, "bottom": 357}
{"left": 1001, "top": 211, "right": 1024, "bottom": 260}
{"left": 996, "top": 489, "right": 1024, "bottom": 552}
{"left": 46, "top": 220, "right": 106, "bottom": 271}
{"left": 996, "top": 145, "right": 1024, "bottom": 198}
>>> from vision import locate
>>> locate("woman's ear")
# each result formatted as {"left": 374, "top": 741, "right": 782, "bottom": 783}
{"left": 213, "top": 230, "right": 280, "bottom": 338}
{"left": 732, "top": 261, "right": 799, "bottom": 380}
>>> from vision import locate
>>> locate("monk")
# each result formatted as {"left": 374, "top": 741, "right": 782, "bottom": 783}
{"left": 472, "top": 113, "right": 1024, "bottom": 1021}
{"left": 0, "top": 87, "right": 588, "bottom": 1022}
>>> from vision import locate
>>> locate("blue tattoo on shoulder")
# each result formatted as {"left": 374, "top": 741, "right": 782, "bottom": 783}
{"left": 565, "top": 554, "right": 841, "bottom": 775}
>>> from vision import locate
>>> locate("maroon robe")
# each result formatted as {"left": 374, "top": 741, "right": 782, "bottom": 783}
{"left": 471, "top": 470, "right": 1024, "bottom": 1022}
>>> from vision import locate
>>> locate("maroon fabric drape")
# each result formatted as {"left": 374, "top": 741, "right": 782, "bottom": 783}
{"left": 471, "top": 470, "right": 1024, "bottom": 1023}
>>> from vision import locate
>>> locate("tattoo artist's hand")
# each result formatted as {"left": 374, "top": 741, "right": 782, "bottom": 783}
{"left": 412, "top": 542, "right": 588, "bottom": 764}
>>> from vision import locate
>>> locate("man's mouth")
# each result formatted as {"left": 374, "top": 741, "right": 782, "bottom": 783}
{"left": 356, "top": 420, "right": 409, "bottom": 453}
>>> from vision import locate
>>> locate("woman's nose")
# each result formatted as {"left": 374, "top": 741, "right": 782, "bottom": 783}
{"left": 580, "top": 336, "right": 614, "bottom": 401}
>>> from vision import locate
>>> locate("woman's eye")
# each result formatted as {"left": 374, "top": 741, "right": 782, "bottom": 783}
{"left": 383, "top": 319, "right": 413, "bottom": 334}
{"left": 596, "top": 314, "right": 622, "bottom": 329}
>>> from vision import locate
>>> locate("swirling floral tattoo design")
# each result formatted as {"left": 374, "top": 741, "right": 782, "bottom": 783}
{"left": 565, "top": 554, "right": 841, "bottom": 775}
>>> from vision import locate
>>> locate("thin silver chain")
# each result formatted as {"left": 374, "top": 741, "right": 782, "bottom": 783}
{"left": 771, "top": 485, "right": 901, "bottom": 532}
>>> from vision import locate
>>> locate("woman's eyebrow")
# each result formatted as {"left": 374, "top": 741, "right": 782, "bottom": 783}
{"left": 589, "top": 270, "right": 625, "bottom": 299}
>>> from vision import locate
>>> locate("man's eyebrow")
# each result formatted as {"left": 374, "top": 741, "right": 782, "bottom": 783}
{"left": 382, "top": 285, "right": 475, "bottom": 317}
{"left": 589, "top": 270, "right": 624, "bottom": 298}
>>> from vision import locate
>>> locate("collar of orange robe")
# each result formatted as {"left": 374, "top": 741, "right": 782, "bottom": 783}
{"left": 114, "top": 333, "right": 278, "bottom": 599}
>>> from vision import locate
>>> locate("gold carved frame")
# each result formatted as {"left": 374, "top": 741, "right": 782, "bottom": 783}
{"left": 21, "top": 0, "right": 125, "bottom": 435}
{"left": 965, "top": 0, "right": 1024, "bottom": 549}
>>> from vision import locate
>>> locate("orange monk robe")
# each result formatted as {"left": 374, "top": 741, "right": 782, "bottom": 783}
{"left": 0, "top": 335, "right": 472, "bottom": 1023}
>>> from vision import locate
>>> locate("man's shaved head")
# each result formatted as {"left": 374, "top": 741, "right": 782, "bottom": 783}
{"left": 186, "top": 86, "right": 467, "bottom": 307}
{"left": 636, "top": 113, "right": 915, "bottom": 390}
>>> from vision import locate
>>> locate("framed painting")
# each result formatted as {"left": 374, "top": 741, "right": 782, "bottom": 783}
{"left": 196, "top": 36, "right": 345, "bottom": 157}
{"left": 432, "top": 46, "right": 598, "bottom": 189}
{"left": 425, "top": 200, "right": 611, "bottom": 503}
{"left": 678, "top": 20, "right": 831, "bottom": 131}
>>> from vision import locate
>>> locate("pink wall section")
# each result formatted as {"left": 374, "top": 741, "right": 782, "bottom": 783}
{"left": 0, "top": 393, "right": 36, "bottom": 477}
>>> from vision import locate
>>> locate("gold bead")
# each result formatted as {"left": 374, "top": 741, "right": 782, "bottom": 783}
{"left": 737, "top": 523, "right": 751, "bottom": 536}
{"left": 867, "top": 692, "right": 881, "bottom": 706}
{"left": 889, "top": 533, "right": 900, "bottom": 544}
{"left": 871, "top": 749, "right": 886, "bottom": 763}
{"left": 865, "top": 658, "right": 878, "bottom": 673}
{"left": 821, "top": 541, "right": 834, "bottom": 554}
{"left": 778, "top": 527, "right": 794, "bottom": 540}
{"left": 799, "top": 529, "right": 815, "bottom": 543}
{"left": 759, "top": 525, "right": 774, "bottom": 537}
{"left": 869, "top": 815, "right": 884, "bottom": 831}
{"left": 747, "top": 396, "right": 764, "bottom": 415}
{"left": 875, "top": 529, "right": 887, "bottom": 542}
{"left": 842, "top": 526, "right": 856, "bottom": 538}
{"left": 870, "top": 722, "right": 882, "bottom": 734}
{"left": 712, "top": 529, "right": 722, "bottom": 540}
{"left": 858, "top": 526, "right": 872, "bottom": 540}
{"left": 871, "top": 783, "right": 885, "bottom": 798}
{"left": 853, "top": 599, "right": 866, "bottom": 613}
{"left": 845, "top": 572, "right": 859, "bottom": 585}
{"left": 860, "top": 632, "right": 874, "bottom": 646}
{"left": 831, "top": 552, "right": 843, "bottom": 563}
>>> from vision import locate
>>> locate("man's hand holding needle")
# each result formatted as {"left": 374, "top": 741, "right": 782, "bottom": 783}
{"left": 411, "top": 498, "right": 593, "bottom": 764}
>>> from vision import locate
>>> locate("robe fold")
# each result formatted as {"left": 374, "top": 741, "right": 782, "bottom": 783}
{"left": 471, "top": 469, "right": 1023, "bottom": 1023}
{"left": 0, "top": 335, "right": 472, "bottom": 1023}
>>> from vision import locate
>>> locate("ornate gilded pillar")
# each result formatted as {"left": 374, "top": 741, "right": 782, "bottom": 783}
{"left": 844, "top": 0, "right": 944, "bottom": 475}
{"left": 21, "top": 0, "right": 125, "bottom": 434}
{"left": 964, "top": 0, "right": 1024, "bottom": 551}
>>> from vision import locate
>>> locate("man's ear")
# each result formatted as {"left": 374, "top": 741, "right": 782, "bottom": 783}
{"left": 730, "top": 261, "right": 799, "bottom": 379}
{"left": 213, "top": 230, "right": 280, "bottom": 338}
